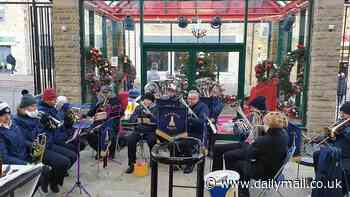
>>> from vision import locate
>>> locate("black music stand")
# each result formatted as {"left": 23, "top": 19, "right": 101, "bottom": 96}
{"left": 65, "top": 120, "right": 92, "bottom": 197}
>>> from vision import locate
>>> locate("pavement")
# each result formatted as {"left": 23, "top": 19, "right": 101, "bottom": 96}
{"left": 31, "top": 145, "right": 314, "bottom": 197}
{"left": 0, "top": 73, "right": 34, "bottom": 110}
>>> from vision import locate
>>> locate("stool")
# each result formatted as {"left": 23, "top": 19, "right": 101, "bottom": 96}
{"left": 136, "top": 138, "right": 148, "bottom": 162}
{"left": 295, "top": 156, "right": 314, "bottom": 179}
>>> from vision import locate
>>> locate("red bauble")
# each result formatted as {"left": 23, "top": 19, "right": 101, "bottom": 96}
{"left": 266, "top": 63, "right": 273, "bottom": 70}
{"left": 197, "top": 60, "right": 204, "bottom": 65}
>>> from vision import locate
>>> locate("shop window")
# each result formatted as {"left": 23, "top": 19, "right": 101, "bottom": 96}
{"left": 0, "top": 46, "right": 11, "bottom": 70}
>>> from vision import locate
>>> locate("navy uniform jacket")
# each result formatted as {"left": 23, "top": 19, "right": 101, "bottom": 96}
{"left": 330, "top": 123, "right": 350, "bottom": 168}
{"left": 209, "top": 97, "right": 224, "bottom": 121}
{"left": 13, "top": 115, "right": 54, "bottom": 148}
{"left": 188, "top": 101, "right": 209, "bottom": 141}
{"left": 247, "top": 128, "right": 289, "bottom": 179}
{"left": 130, "top": 104, "right": 157, "bottom": 133}
{"left": 38, "top": 100, "right": 66, "bottom": 143}
{"left": 0, "top": 123, "right": 29, "bottom": 164}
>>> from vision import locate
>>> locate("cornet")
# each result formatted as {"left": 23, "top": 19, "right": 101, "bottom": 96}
{"left": 31, "top": 134, "right": 47, "bottom": 163}
{"left": 38, "top": 111, "right": 64, "bottom": 129}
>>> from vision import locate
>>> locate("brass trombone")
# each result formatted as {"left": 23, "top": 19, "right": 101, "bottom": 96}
{"left": 309, "top": 118, "right": 350, "bottom": 146}
{"left": 304, "top": 118, "right": 350, "bottom": 145}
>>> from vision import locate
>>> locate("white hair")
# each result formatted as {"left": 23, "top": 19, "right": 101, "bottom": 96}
{"left": 56, "top": 96, "right": 68, "bottom": 110}
{"left": 188, "top": 90, "right": 199, "bottom": 98}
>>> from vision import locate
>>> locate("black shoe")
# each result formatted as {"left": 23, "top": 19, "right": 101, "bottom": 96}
{"left": 49, "top": 184, "right": 60, "bottom": 193}
{"left": 125, "top": 165, "right": 134, "bottom": 174}
{"left": 64, "top": 172, "right": 69, "bottom": 177}
{"left": 173, "top": 165, "right": 182, "bottom": 171}
{"left": 40, "top": 183, "right": 48, "bottom": 193}
{"left": 183, "top": 164, "right": 194, "bottom": 174}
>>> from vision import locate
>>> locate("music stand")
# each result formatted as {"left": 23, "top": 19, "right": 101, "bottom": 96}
{"left": 65, "top": 119, "right": 92, "bottom": 197}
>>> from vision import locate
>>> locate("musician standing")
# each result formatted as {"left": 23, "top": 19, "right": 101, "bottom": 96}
{"left": 183, "top": 90, "right": 209, "bottom": 174}
{"left": 313, "top": 101, "right": 350, "bottom": 171}
{"left": 125, "top": 93, "right": 157, "bottom": 174}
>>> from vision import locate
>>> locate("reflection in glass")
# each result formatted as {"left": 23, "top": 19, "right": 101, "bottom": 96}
{"left": 146, "top": 51, "right": 189, "bottom": 82}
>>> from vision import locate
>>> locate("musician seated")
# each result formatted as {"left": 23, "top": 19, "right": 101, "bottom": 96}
{"left": 12, "top": 95, "right": 76, "bottom": 193}
{"left": 86, "top": 86, "right": 123, "bottom": 158}
{"left": 125, "top": 93, "right": 157, "bottom": 174}
{"left": 223, "top": 112, "right": 289, "bottom": 197}
{"left": 37, "top": 89, "right": 77, "bottom": 169}
{"left": 0, "top": 101, "right": 70, "bottom": 194}
{"left": 38, "top": 89, "right": 75, "bottom": 150}
{"left": 313, "top": 101, "right": 350, "bottom": 172}
{"left": 208, "top": 86, "right": 224, "bottom": 123}
{"left": 182, "top": 90, "right": 209, "bottom": 174}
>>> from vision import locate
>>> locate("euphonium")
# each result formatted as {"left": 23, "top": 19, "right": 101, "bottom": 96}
{"left": 31, "top": 134, "right": 47, "bottom": 163}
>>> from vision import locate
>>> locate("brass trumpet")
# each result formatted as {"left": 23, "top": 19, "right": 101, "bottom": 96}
{"left": 31, "top": 134, "right": 47, "bottom": 163}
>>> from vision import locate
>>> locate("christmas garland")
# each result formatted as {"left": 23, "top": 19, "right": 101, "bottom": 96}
{"left": 85, "top": 48, "right": 138, "bottom": 95}
{"left": 85, "top": 48, "right": 114, "bottom": 95}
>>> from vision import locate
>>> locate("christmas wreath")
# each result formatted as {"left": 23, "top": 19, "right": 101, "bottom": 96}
{"left": 85, "top": 48, "right": 114, "bottom": 95}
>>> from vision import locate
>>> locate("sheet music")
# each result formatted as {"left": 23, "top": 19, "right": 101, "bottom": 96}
{"left": 0, "top": 164, "right": 43, "bottom": 187}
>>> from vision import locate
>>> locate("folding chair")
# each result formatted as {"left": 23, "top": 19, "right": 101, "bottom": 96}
{"left": 256, "top": 133, "right": 296, "bottom": 197}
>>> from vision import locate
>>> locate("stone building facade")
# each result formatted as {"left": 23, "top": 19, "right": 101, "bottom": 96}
{"left": 52, "top": 0, "right": 344, "bottom": 131}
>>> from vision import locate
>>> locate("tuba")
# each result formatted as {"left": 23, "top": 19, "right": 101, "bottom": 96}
{"left": 31, "top": 134, "right": 47, "bottom": 163}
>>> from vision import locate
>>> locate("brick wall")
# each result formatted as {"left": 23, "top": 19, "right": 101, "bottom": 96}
{"left": 53, "top": 0, "right": 82, "bottom": 103}
{"left": 306, "top": 0, "right": 343, "bottom": 131}
{"left": 269, "top": 22, "right": 279, "bottom": 61}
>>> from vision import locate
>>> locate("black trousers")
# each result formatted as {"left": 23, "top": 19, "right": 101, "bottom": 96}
{"left": 212, "top": 142, "right": 249, "bottom": 171}
{"left": 223, "top": 144, "right": 252, "bottom": 197}
{"left": 42, "top": 149, "right": 71, "bottom": 186}
{"left": 127, "top": 132, "right": 156, "bottom": 165}
{"left": 51, "top": 144, "right": 77, "bottom": 169}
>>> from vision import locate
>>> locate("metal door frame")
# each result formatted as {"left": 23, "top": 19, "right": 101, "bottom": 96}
{"left": 142, "top": 43, "right": 245, "bottom": 99}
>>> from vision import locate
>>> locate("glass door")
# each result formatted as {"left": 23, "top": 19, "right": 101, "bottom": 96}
{"left": 142, "top": 44, "right": 244, "bottom": 99}
{"left": 194, "top": 51, "right": 240, "bottom": 96}
{"left": 145, "top": 50, "right": 190, "bottom": 82}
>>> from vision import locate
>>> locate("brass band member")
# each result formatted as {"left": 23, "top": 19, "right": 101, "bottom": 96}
{"left": 125, "top": 93, "right": 157, "bottom": 174}
{"left": 13, "top": 95, "right": 75, "bottom": 193}
{"left": 248, "top": 96, "right": 266, "bottom": 137}
{"left": 182, "top": 90, "right": 209, "bottom": 174}
{"left": 313, "top": 101, "right": 350, "bottom": 172}
{"left": 224, "top": 112, "right": 289, "bottom": 197}
{"left": 212, "top": 96, "right": 267, "bottom": 171}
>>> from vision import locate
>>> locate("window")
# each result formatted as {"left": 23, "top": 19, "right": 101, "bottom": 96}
{"left": 0, "top": 46, "right": 11, "bottom": 70}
